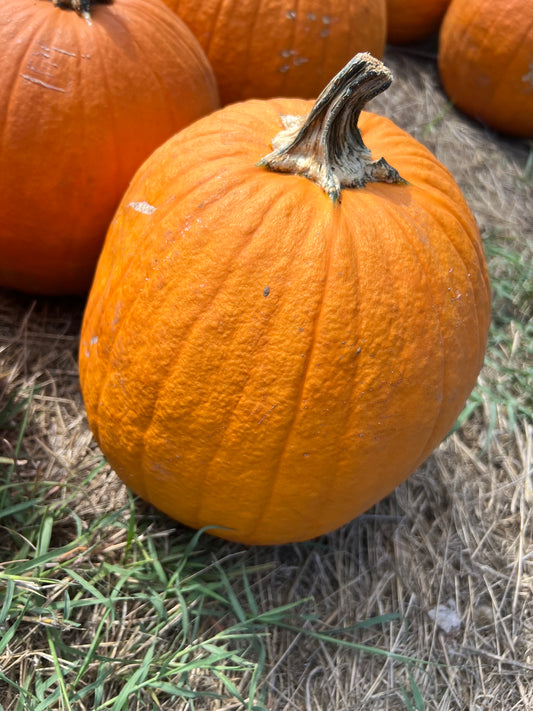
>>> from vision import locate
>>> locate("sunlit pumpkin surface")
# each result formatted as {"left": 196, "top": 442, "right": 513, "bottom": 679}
{"left": 438, "top": 0, "right": 533, "bottom": 137}
{"left": 162, "top": 0, "right": 387, "bottom": 104}
{"left": 0, "top": 0, "right": 218, "bottom": 294}
{"left": 79, "top": 92, "right": 491, "bottom": 545}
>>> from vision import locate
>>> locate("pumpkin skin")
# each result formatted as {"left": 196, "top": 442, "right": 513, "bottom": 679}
{"left": 161, "top": 0, "right": 386, "bottom": 104}
{"left": 386, "top": 0, "right": 451, "bottom": 44}
{"left": 438, "top": 0, "right": 533, "bottom": 137}
{"left": 79, "top": 58, "right": 490, "bottom": 546}
{"left": 0, "top": 0, "right": 219, "bottom": 295}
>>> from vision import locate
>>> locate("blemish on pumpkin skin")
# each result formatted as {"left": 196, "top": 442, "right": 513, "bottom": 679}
{"left": 26, "top": 62, "right": 55, "bottom": 78}
{"left": 49, "top": 46, "right": 77, "bottom": 58}
{"left": 522, "top": 63, "right": 533, "bottom": 87}
{"left": 35, "top": 45, "right": 51, "bottom": 60}
{"left": 83, "top": 335, "right": 98, "bottom": 359}
{"left": 257, "top": 403, "right": 277, "bottom": 425}
{"left": 20, "top": 74, "right": 66, "bottom": 92}
{"left": 279, "top": 50, "right": 308, "bottom": 68}
{"left": 128, "top": 201, "right": 157, "bottom": 215}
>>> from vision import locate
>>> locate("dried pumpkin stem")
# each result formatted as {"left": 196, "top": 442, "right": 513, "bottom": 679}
{"left": 258, "top": 52, "right": 406, "bottom": 203}
{"left": 52, "top": 0, "right": 112, "bottom": 22}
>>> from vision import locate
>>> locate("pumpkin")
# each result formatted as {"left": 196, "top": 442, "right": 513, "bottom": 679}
{"left": 0, "top": 0, "right": 219, "bottom": 295}
{"left": 161, "top": 0, "right": 386, "bottom": 104}
{"left": 386, "top": 0, "right": 451, "bottom": 44}
{"left": 438, "top": 0, "right": 533, "bottom": 137}
{"left": 79, "top": 53, "right": 491, "bottom": 546}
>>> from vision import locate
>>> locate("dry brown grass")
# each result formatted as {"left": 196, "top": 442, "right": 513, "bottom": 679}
{"left": 1, "top": 47, "right": 532, "bottom": 710}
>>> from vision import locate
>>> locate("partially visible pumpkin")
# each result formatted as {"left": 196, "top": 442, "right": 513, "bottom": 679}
{"left": 438, "top": 0, "right": 533, "bottom": 137}
{"left": 79, "top": 53, "right": 490, "bottom": 546}
{"left": 386, "top": 0, "right": 451, "bottom": 44}
{"left": 0, "top": 0, "right": 219, "bottom": 295}
{"left": 161, "top": 0, "right": 386, "bottom": 104}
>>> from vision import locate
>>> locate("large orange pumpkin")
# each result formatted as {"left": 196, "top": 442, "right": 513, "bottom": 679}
{"left": 438, "top": 0, "right": 533, "bottom": 137}
{"left": 386, "top": 0, "right": 451, "bottom": 44}
{"left": 161, "top": 0, "right": 386, "bottom": 104}
{"left": 0, "top": 0, "right": 218, "bottom": 295}
{"left": 79, "top": 54, "right": 491, "bottom": 546}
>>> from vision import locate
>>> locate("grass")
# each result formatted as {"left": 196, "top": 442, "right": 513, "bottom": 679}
{"left": 0, "top": 386, "right": 429, "bottom": 709}
{"left": 0, "top": 437, "right": 428, "bottom": 710}
{"left": 452, "top": 228, "right": 533, "bottom": 438}
{"left": 1, "top": 48, "right": 533, "bottom": 711}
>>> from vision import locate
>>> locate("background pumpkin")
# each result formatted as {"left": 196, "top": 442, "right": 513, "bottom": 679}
{"left": 386, "top": 0, "right": 451, "bottom": 44}
{"left": 79, "top": 54, "right": 491, "bottom": 546}
{"left": 0, "top": 0, "right": 219, "bottom": 295}
{"left": 438, "top": 0, "right": 533, "bottom": 137}
{"left": 161, "top": 0, "right": 386, "bottom": 104}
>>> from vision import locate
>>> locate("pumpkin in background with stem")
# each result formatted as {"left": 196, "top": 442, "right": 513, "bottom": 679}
{"left": 386, "top": 0, "right": 451, "bottom": 44}
{"left": 79, "top": 53, "right": 491, "bottom": 546}
{"left": 438, "top": 0, "right": 533, "bottom": 137}
{"left": 0, "top": 0, "right": 219, "bottom": 295}
{"left": 161, "top": 0, "right": 386, "bottom": 104}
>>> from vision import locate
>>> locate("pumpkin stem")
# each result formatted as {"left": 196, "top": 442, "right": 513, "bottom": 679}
{"left": 52, "top": 0, "right": 112, "bottom": 22}
{"left": 258, "top": 53, "right": 406, "bottom": 203}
